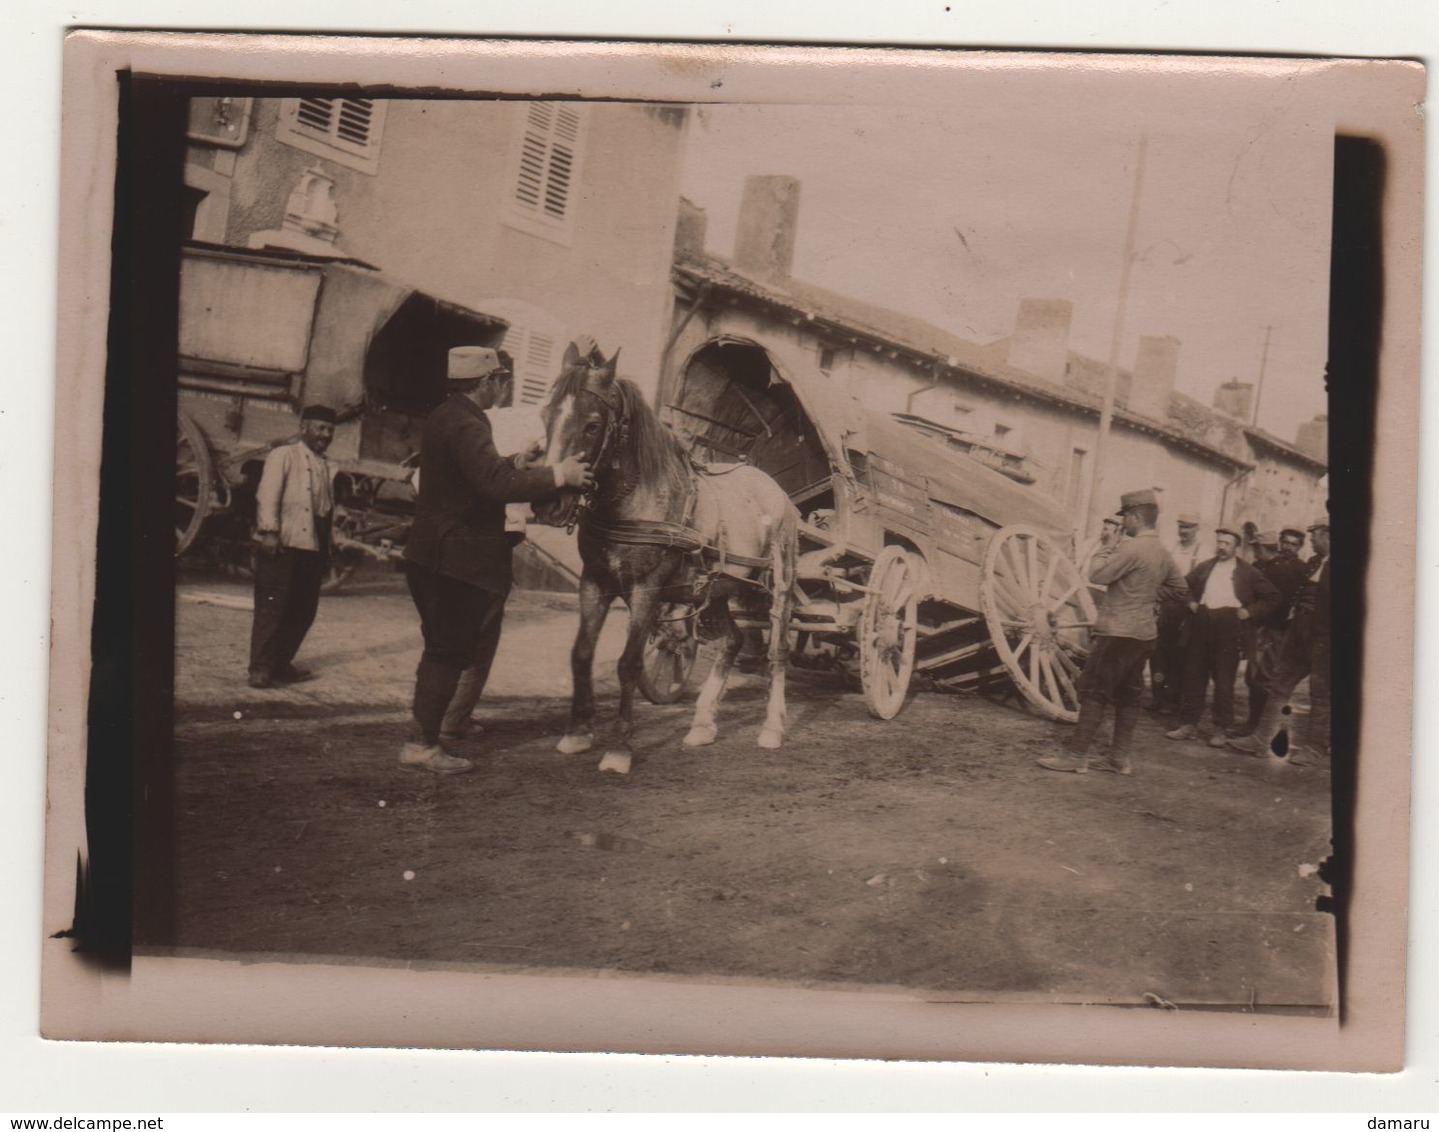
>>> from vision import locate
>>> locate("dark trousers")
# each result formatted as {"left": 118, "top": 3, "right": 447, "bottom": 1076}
{"left": 440, "top": 597, "right": 509, "bottom": 736}
{"left": 405, "top": 562, "right": 507, "bottom": 746}
{"left": 1243, "top": 624, "right": 1283, "bottom": 727}
{"left": 1180, "top": 607, "right": 1243, "bottom": 728}
{"left": 1151, "top": 599, "right": 1190, "bottom": 707}
{"left": 1264, "top": 612, "right": 1330, "bottom": 752}
{"left": 249, "top": 547, "right": 326, "bottom": 677}
{"left": 1076, "top": 635, "right": 1154, "bottom": 707}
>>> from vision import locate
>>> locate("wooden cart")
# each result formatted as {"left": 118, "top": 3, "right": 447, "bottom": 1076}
{"left": 644, "top": 337, "right": 1098, "bottom": 722}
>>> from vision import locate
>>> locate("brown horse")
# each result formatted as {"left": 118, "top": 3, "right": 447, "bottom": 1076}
{"left": 532, "top": 344, "right": 798, "bottom": 775}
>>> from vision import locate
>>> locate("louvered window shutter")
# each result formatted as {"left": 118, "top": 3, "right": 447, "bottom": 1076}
{"left": 502, "top": 327, "right": 558, "bottom": 406}
{"left": 514, "top": 103, "right": 582, "bottom": 222}
{"left": 294, "top": 97, "right": 376, "bottom": 156}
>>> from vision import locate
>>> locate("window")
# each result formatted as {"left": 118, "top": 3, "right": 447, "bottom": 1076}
{"left": 506, "top": 102, "right": 586, "bottom": 241}
{"left": 503, "top": 325, "right": 560, "bottom": 406}
{"left": 994, "top": 423, "right": 1012, "bottom": 439}
{"left": 277, "top": 98, "right": 386, "bottom": 173}
{"left": 818, "top": 346, "right": 836, "bottom": 373}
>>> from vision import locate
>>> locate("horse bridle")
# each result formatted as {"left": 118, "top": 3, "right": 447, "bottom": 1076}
{"left": 563, "top": 381, "right": 630, "bottom": 533}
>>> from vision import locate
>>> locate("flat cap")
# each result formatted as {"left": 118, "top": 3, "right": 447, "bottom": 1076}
{"left": 1214, "top": 526, "right": 1242, "bottom": 541}
{"left": 1279, "top": 527, "right": 1305, "bottom": 542}
{"left": 1116, "top": 488, "right": 1158, "bottom": 514}
{"left": 448, "top": 346, "right": 508, "bottom": 381}
{"left": 300, "top": 404, "right": 337, "bottom": 424}
{"left": 1255, "top": 530, "right": 1279, "bottom": 546}
{"left": 1177, "top": 512, "right": 1200, "bottom": 526}
{"left": 1307, "top": 514, "right": 1330, "bottom": 531}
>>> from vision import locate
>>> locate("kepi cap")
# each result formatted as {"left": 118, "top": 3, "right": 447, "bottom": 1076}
{"left": 300, "top": 404, "right": 337, "bottom": 424}
{"left": 1115, "top": 488, "right": 1158, "bottom": 515}
{"left": 448, "top": 346, "right": 509, "bottom": 381}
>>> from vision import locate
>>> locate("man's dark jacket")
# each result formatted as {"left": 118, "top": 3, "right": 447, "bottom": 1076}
{"left": 1255, "top": 551, "right": 1309, "bottom": 628}
{"left": 404, "top": 394, "right": 558, "bottom": 593}
{"left": 1185, "top": 555, "right": 1282, "bottom": 624}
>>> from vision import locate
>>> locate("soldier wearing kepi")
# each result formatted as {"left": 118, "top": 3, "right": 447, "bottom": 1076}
{"left": 1038, "top": 489, "right": 1190, "bottom": 776}
{"left": 400, "top": 346, "right": 593, "bottom": 775}
{"left": 247, "top": 404, "right": 337, "bottom": 690}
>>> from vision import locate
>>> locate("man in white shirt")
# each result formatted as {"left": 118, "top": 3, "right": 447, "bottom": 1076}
{"left": 1165, "top": 526, "right": 1280, "bottom": 747}
{"left": 248, "top": 404, "right": 337, "bottom": 689}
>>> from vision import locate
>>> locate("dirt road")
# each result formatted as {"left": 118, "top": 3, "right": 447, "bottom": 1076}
{"left": 164, "top": 564, "right": 1334, "bottom": 1008}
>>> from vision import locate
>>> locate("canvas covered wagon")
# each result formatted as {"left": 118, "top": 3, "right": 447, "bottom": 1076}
{"left": 654, "top": 336, "right": 1098, "bottom": 722}
{"left": 174, "top": 242, "right": 508, "bottom": 586}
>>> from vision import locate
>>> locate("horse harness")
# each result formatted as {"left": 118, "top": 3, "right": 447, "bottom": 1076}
{"left": 569, "top": 383, "right": 773, "bottom": 586}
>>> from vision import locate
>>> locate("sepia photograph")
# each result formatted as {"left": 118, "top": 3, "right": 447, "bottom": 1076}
{"left": 40, "top": 33, "right": 1423, "bottom": 1073}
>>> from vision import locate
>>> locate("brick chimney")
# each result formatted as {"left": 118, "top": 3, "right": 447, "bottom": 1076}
{"left": 733, "top": 175, "right": 801, "bottom": 284}
{"left": 1129, "top": 334, "right": 1180, "bottom": 420}
{"left": 674, "top": 196, "right": 708, "bottom": 261}
{"left": 1296, "top": 413, "right": 1328, "bottom": 461}
{"left": 1212, "top": 379, "right": 1255, "bottom": 422}
{"left": 1006, "top": 299, "right": 1072, "bottom": 383}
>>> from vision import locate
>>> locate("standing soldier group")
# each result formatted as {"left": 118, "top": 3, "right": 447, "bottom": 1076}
{"left": 1040, "top": 487, "right": 1331, "bottom": 776}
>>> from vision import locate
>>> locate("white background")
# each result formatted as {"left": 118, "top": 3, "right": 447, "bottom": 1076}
{"left": 3, "top": 0, "right": 1436, "bottom": 1115}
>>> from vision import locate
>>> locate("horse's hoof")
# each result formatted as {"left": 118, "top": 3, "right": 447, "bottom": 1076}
{"left": 557, "top": 733, "right": 593, "bottom": 755}
{"left": 757, "top": 729, "right": 784, "bottom": 750}
{"left": 683, "top": 726, "right": 717, "bottom": 748}
{"left": 597, "top": 751, "right": 632, "bottom": 775}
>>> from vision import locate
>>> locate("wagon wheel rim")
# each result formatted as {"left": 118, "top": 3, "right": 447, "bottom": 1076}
{"left": 979, "top": 524, "right": 1098, "bottom": 722}
{"left": 637, "top": 605, "right": 699, "bottom": 705}
{"left": 175, "top": 412, "right": 212, "bottom": 556}
{"left": 859, "top": 545, "right": 921, "bottom": 720}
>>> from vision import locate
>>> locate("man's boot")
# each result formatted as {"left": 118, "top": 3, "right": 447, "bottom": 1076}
{"left": 1038, "top": 697, "right": 1105, "bottom": 773}
{"left": 1094, "top": 704, "right": 1138, "bottom": 775}
{"left": 1227, "top": 695, "right": 1286, "bottom": 756}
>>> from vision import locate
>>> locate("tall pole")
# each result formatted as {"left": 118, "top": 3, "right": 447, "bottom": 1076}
{"left": 1251, "top": 324, "right": 1272, "bottom": 427}
{"left": 1083, "top": 133, "right": 1148, "bottom": 539}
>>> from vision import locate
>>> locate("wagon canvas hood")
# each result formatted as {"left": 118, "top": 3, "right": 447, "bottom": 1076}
{"left": 857, "top": 411, "right": 1074, "bottom": 538}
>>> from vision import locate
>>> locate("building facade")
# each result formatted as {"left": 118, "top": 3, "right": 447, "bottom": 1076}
{"left": 662, "top": 177, "right": 1326, "bottom": 544}
{"left": 181, "top": 96, "right": 690, "bottom": 463}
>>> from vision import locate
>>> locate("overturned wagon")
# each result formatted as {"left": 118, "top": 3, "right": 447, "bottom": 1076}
{"left": 174, "top": 243, "right": 509, "bottom": 582}
{"left": 655, "top": 337, "right": 1098, "bottom": 721}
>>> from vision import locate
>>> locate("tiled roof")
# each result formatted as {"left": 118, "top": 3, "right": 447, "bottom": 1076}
{"left": 674, "top": 253, "right": 1292, "bottom": 472}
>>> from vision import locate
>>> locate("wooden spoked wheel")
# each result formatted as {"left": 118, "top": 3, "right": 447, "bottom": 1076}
{"left": 175, "top": 412, "right": 212, "bottom": 556}
{"left": 638, "top": 605, "right": 699, "bottom": 705}
{"left": 979, "top": 525, "right": 1098, "bottom": 722}
{"left": 859, "top": 545, "right": 921, "bottom": 720}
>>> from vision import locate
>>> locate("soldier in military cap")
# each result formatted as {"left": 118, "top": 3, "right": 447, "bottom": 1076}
{"left": 1229, "top": 512, "right": 1330, "bottom": 765}
{"left": 399, "top": 345, "right": 594, "bottom": 775}
{"left": 1037, "top": 488, "right": 1190, "bottom": 776}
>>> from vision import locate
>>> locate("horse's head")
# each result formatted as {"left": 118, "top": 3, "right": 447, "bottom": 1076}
{"left": 532, "top": 342, "right": 624, "bottom": 528}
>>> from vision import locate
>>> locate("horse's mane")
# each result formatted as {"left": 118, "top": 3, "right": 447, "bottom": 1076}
{"left": 549, "top": 365, "right": 690, "bottom": 495}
